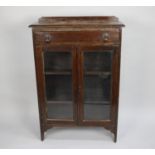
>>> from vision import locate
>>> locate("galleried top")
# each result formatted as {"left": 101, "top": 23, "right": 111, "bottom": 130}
{"left": 29, "top": 16, "right": 125, "bottom": 28}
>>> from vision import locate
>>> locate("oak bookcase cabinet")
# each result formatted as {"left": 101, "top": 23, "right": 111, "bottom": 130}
{"left": 29, "top": 16, "right": 125, "bottom": 142}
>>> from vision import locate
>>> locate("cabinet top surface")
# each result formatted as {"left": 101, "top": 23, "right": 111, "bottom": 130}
{"left": 29, "top": 16, "right": 125, "bottom": 28}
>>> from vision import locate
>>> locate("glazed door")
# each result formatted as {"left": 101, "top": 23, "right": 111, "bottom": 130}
{"left": 41, "top": 46, "right": 77, "bottom": 124}
{"left": 78, "top": 46, "right": 117, "bottom": 125}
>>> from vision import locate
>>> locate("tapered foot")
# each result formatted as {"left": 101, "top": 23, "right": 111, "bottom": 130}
{"left": 110, "top": 126, "right": 117, "bottom": 142}
{"left": 114, "top": 133, "right": 117, "bottom": 142}
{"left": 41, "top": 131, "right": 44, "bottom": 141}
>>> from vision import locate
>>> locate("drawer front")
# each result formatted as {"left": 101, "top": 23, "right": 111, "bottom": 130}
{"left": 34, "top": 29, "right": 119, "bottom": 44}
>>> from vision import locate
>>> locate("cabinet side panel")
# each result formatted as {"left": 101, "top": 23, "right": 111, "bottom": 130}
{"left": 111, "top": 28, "right": 122, "bottom": 142}
{"left": 32, "top": 30, "right": 47, "bottom": 140}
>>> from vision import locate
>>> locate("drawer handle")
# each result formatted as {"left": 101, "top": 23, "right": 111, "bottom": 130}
{"left": 44, "top": 33, "right": 52, "bottom": 43}
{"left": 102, "top": 32, "right": 110, "bottom": 41}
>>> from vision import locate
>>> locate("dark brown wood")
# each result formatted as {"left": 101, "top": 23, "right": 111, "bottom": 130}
{"left": 30, "top": 16, "right": 125, "bottom": 142}
{"left": 30, "top": 16, "right": 124, "bottom": 28}
{"left": 33, "top": 30, "right": 120, "bottom": 45}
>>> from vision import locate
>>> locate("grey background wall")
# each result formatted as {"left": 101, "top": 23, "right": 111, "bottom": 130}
{"left": 0, "top": 6, "right": 155, "bottom": 148}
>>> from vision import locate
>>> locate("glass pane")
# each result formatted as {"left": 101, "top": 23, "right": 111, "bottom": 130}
{"left": 43, "top": 51, "right": 73, "bottom": 119}
{"left": 84, "top": 52, "right": 112, "bottom": 72}
{"left": 44, "top": 52, "right": 71, "bottom": 72}
{"left": 83, "top": 50, "right": 113, "bottom": 120}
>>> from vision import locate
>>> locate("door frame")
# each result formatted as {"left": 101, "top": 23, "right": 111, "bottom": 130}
{"left": 77, "top": 45, "right": 120, "bottom": 127}
{"left": 34, "top": 45, "right": 78, "bottom": 128}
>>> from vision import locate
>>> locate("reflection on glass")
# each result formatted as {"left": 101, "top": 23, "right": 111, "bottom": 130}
{"left": 43, "top": 51, "right": 73, "bottom": 119}
{"left": 84, "top": 51, "right": 113, "bottom": 120}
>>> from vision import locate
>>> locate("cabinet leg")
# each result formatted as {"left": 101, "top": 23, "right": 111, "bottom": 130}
{"left": 113, "top": 127, "right": 117, "bottom": 143}
{"left": 111, "top": 126, "right": 117, "bottom": 142}
{"left": 41, "top": 131, "right": 44, "bottom": 141}
{"left": 114, "top": 132, "right": 117, "bottom": 142}
{"left": 40, "top": 122, "right": 45, "bottom": 141}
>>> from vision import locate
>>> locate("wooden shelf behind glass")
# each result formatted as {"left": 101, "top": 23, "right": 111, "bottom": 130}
{"left": 44, "top": 71, "right": 72, "bottom": 75}
{"left": 44, "top": 71, "right": 111, "bottom": 76}
{"left": 46, "top": 100, "right": 110, "bottom": 105}
{"left": 46, "top": 101, "right": 72, "bottom": 104}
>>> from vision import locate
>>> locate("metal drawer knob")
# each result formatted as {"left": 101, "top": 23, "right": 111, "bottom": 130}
{"left": 44, "top": 33, "right": 52, "bottom": 43}
{"left": 102, "top": 32, "right": 110, "bottom": 41}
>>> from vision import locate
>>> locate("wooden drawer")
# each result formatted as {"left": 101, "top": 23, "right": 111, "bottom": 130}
{"left": 34, "top": 29, "right": 119, "bottom": 44}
